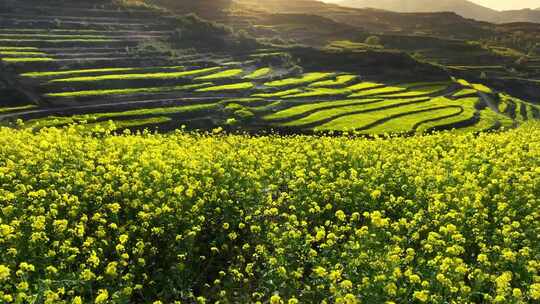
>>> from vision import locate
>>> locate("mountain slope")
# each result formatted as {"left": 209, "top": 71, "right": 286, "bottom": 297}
{"left": 339, "top": 0, "right": 498, "bottom": 21}
{"left": 339, "top": 0, "right": 540, "bottom": 23}
{"left": 493, "top": 9, "right": 540, "bottom": 23}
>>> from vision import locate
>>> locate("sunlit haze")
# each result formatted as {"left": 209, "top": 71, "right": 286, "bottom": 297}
{"left": 321, "top": 0, "right": 540, "bottom": 11}
{"left": 470, "top": 0, "right": 540, "bottom": 10}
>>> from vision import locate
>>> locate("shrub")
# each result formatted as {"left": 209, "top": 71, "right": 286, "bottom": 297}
{"left": 364, "top": 35, "right": 381, "bottom": 46}
{"left": 515, "top": 56, "right": 528, "bottom": 66}
{"left": 233, "top": 108, "right": 255, "bottom": 121}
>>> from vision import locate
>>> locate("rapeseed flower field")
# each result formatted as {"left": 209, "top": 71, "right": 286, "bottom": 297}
{"left": 0, "top": 123, "right": 539, "bottom": 303}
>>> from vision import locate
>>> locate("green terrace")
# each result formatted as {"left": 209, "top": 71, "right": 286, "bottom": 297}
{"left": 48, "top": 67, "right": 222, "bottom": 83}
{"left": 194, "top": 69, "right": 244, "bottom": 81}
{"left": 0, "top": 45, "right": 55, "bottom": 63}
{"left": 2, "top": 50, "right": 535, "bottom": 135}
{"left": 315, "top": 97, "right": 477, "bottom": 132}
{"left": 2, "top": 57, "right": 55, "bottom": 62}
{"left": 45, "top": 83, "right": 213, "bottom": 98}
{"left": 0, "top": 51, "right": 48, "bottom": 56}
{"left": 24, "top": 103, "right": 218, "bottom": 130}
{"left": 243, "top": 68, "right": 272, "bottom": 79}
{"left": 21, "top": 66, "right": 187, "bottom": 78}
{"left": 0, "top": 3, "right": 537, "bottom": 136}
{"left": 264, "top": 73, "right": 334, "bottom": 87}
{"left": 13, "top": 72, "right": 534, "bottom": 135}
{"left": 0, "top": 38, "right": 122, "bottom": 43}
{"left": 0, "top": 33, "right": 110, "bottom": 39}
{"left": 309, "top": 75, "right": 357, "bottom": 87}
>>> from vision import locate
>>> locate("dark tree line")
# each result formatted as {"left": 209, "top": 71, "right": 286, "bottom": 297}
{"left": 170, "top": 14, "right": 258, "bottom": 52}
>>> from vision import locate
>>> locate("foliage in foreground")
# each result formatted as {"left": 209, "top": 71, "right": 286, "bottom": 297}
{"left": 0, "top": 124, "right": 539, "bottom": 303}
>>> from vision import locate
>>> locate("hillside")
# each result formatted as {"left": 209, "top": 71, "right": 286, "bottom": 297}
{"left": 493, "top": 9, "right": 540, "bottom": 23}
{"left": 338, "top": 0, "right": 540, "bottom": 23}
{"left": 0, "top": 0, "right": 539, "bottom": 134}
{"left": 234, "top": 0, "right": 540, "bottom": 41}
{"left": 0, "top": 1, "right": 540, "bottom": 303}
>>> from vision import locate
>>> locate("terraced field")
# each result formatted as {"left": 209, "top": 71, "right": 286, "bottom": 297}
{"left": 0, "top": 0, "right": 538, "bottom": 135}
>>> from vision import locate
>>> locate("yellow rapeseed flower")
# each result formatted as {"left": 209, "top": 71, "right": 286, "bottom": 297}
{"left": 95, "top": 289, "right": 109, "bottom": 304}
{"left": 0, "top": 265, "right": 10, "bottom": 281}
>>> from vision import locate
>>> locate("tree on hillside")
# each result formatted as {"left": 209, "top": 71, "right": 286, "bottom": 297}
{"left": 365, "top": 36, "right": 381, "bottom": 46}
{"left": 515, "top": 56, "right": 528, "bottom": 66}
{"left": 528, "top": 43, "right": 539, "bottom": 57}
{"left": 170, "top": 14, "right": 258, "bottom": 52}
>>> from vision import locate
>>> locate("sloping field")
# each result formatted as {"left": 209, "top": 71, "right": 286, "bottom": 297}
{"left": 0, "top": 1, "right": 537, "bottom": 135}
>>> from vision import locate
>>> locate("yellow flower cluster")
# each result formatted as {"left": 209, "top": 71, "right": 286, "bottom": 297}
{"left": 0, "top": 123, "right": 539, "bottom": 303}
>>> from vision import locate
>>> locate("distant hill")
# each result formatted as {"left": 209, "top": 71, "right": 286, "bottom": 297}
{"left": 234, "top": 0, "right": 510, "bottom": 39}
{"left": 149, "top": 0, "right": 234, "bottom": 18}
{"left": 338, "top": 0, "right": 540, "bottom": 23}
{"left": 339, "top": 0, "right": 497, "bottom": 21}
{"left": 493, "top": 9, "right": 540, "bottom": 23}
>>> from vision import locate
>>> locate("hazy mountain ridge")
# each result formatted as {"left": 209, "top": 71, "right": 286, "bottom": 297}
{"left": 233, "top": 0, "right": 540, "bottom": 41}
{"left": 495, "top": 9, "right": 540, "bottom": 23}
{"left": 339, "top": 0, "right": 540, "bottom": 23}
